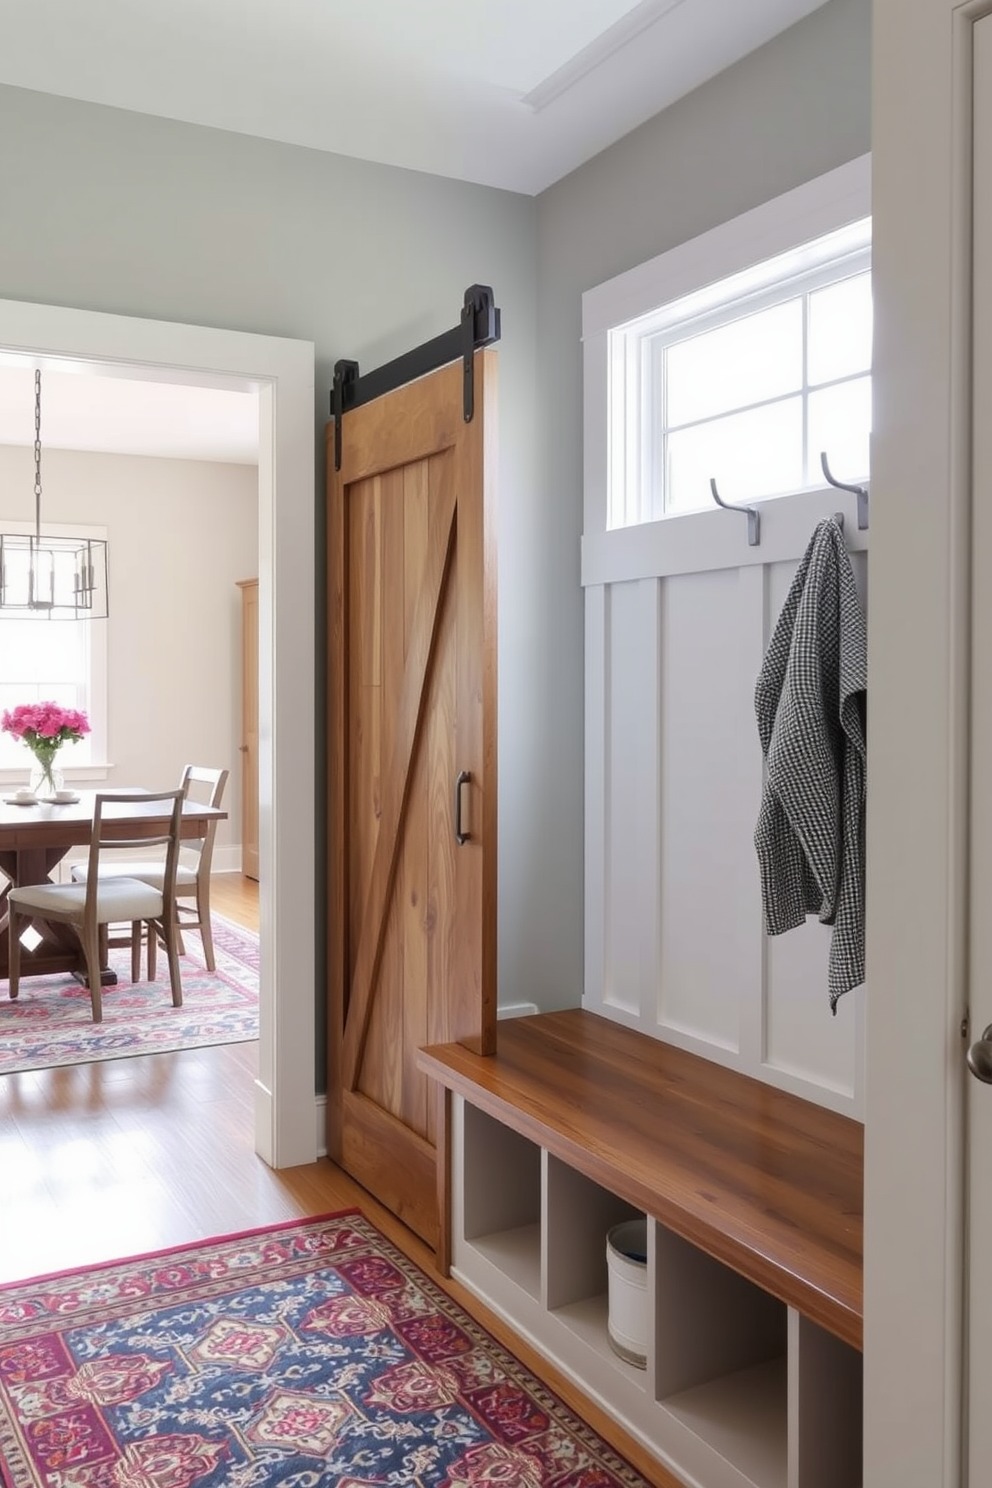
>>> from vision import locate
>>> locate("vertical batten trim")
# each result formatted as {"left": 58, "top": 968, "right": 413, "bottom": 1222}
{"left": 583, "top": 585, "right": 608, "bottom": 1011}
{"left": 603, "top": 584, "right": 614, "bottom": 1007}
{"left": 739, "top": 562, "right": 768, "bottom": 1070}
{"left": 641, "top": 576, "right": 664, "bottom": 1026}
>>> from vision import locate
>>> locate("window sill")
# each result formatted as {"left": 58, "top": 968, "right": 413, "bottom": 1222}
{"left": 0, "top": 764, "right": 114, "bottom": 786}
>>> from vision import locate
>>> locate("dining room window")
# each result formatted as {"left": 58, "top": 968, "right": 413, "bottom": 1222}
{"left": 0, "top": 521, "right": 107, "bottom": 776}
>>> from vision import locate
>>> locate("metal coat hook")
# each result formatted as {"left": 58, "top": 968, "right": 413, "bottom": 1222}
{"left": 710, "top": 478, "right": 760, "bottom": 547}
{"left": 820, "top": 451, "right": 869, "bottom": 531}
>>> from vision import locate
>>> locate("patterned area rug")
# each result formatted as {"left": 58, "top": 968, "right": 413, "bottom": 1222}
{"left": 0, "top": 1211, "right": 651, "bottom": 1488}
{"left": 0, "top": 915, "right": 258, "bottom": 1075}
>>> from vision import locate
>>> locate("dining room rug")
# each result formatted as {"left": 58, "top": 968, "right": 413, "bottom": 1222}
{"left": 0, "top": 914, "right": 258, "bottom": 1076}
{"left": 0, "top": 1210, "right": 651, "bottom": 1488}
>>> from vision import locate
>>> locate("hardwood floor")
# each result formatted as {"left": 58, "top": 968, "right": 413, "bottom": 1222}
{"left": 209, "top": 868, "right": 260, "bottom": 930}
{"left": 0, "top": 871, "right": 677, "bottom": 1487}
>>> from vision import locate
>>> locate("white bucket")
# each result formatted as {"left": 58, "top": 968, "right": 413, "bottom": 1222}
{"left": 606, "top": 1218, "right": 648, "bottom": 1368}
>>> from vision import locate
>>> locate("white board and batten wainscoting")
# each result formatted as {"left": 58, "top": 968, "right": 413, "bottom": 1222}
{"left": 442, "top": 158, "right": 871, "bottom": 1488}
{"left": 581, "top": 508, "right": 866, "bottom": 1118}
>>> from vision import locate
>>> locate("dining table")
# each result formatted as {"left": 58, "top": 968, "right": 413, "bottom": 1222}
{"left": 0, "top": 790, "right": 228, "bottom": 986}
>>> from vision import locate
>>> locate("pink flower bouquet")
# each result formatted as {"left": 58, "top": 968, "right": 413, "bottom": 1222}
{"left": 2, "top": 701, "right": 90, "bottom": 795}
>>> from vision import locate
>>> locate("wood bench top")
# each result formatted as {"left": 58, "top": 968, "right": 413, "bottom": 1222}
{"left": 419, "top": 1008, "right": 863, "bottom": 1350}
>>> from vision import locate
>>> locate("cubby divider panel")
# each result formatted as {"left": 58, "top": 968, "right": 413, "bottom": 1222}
{"left": 787, "top": 1312, "right": 862, "bottom": 1488}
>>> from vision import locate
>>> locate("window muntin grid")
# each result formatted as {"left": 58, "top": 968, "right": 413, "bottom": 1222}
{"left": 607, "top": 223, "right": 872, "bottom": 529}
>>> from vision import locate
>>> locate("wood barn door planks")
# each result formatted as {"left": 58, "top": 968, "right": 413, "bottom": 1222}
{"left": 327, "top": 351, "right": 498, "bottom": 1249}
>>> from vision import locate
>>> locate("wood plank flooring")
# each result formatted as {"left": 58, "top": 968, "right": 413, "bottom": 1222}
{"left": 0, "top": 873, "right": 678, "bottom": 1488}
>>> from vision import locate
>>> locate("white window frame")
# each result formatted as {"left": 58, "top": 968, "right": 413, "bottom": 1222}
{"left": 583, "top": 154, "right": 873, "bottom": 561}
{"left": 615, "top": 238, "right": 871, "bottom": 527}
{"left": 0, "top": 517, "right": 109, "bottom": 785}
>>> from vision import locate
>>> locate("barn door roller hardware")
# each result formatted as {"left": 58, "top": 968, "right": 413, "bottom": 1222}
{"left": 331, "top": 284, "right": 501, "bottom": 471}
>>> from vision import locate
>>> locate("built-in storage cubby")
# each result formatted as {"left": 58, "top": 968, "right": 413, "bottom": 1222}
{"left": 461, "top": 1102, "right": 542, "bottom": 1299}
{"left": 788, "top": 1313, "right": 863, "bottom": 1488}
{"left": 655, "top": 1226, "right": 789, "bottom": 1487}
{"left": 422, "top": 1011, "right": 864, "bottom": 1488}
{"left": 544, "top": 1157, "right": 646, "bottom": 1387}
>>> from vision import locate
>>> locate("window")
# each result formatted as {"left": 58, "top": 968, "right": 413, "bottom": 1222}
{"left": 0, "top": 521, "right": 108, "bottom": 776}
{"left": 582, "top": 155, "right": 873, "bottom": 540}
{"left": 609, "top": 219, "right": 871, "bottom": 529}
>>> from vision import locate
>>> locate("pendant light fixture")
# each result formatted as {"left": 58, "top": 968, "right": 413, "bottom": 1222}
{"left": 0, "top": 369, "right": 109, "bottom": 619}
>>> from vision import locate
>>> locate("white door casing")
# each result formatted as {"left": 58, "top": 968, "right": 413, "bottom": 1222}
{"left": 0, "top": 297, "right": 317, "bottom": 1170}
{"left": 866, "top": 1, "right": 992, "bottom": 1483}
{"left": 968, "top": 12, "right": 992, "bottom": 1478}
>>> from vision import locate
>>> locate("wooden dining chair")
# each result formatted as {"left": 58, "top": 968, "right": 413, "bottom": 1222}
{"left": 6, "top": 789, "right": 185, "bottom": 1023}
{"left": 72, "top": 765, "right": 229, "bottom": 972}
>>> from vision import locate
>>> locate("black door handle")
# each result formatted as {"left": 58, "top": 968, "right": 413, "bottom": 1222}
{"left": 454, "top": 770, "right": 471, "bottom": 845}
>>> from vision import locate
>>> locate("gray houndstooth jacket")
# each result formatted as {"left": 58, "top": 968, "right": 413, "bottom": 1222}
{"left": 754, "top": 518, "right": 867, "bottom": 1010}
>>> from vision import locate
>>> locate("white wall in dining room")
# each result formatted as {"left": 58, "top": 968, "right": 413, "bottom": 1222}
{"left": 0, "top": 444, "right": 258, "bottom": 858}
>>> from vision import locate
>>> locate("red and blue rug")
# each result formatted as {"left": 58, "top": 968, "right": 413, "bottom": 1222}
{"left": 0, "top": 1212, "right": 652, "bottom": 1488}
{"left": 0, "top": 915, "right": 258, "bottom": 1075}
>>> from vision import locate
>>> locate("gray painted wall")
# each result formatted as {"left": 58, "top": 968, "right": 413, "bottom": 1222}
{"left": 0, "top": 85, "right": 539, "bottom": 1072}
{"left": 531, "top": 0, "right": 872, "bottom": 1010}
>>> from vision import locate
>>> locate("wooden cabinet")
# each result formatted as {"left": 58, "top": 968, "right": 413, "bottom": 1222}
{"left": 237, "top": 578, "right": 259, "bottom": 881}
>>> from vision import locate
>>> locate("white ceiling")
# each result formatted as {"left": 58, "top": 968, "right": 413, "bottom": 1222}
{"left": 0, "top": 0, "right": 830, "bottom": 195}
{"left": 0, "top": 361, "right": 259, "bottom": 466}
{"left": 0, "top": 0, "right": 829, "bottom": 460}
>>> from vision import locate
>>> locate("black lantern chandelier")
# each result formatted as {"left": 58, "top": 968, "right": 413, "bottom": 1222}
{"left": 0, "top": 369, "right": 109, "bottom": 619}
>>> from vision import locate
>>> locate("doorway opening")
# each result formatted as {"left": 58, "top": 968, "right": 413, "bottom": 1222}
{"left": 0, "top": 296, "right": 317, "bottom": 1168}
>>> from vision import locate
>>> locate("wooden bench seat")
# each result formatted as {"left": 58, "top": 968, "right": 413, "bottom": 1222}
{"left": 419, "top": 1007, "right": 863, "bottom": 1350}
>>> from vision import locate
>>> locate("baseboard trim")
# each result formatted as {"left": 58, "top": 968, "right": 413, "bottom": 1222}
{"left": 498, "top": 1001, "right": 540, "bottom": 1020}
{"left": 254, "top": 1077, "right": 275, "bottom": 1167}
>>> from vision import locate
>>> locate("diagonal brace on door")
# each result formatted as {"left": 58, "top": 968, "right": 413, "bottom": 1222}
{"left": 340, "top": 469, "right": 458, "bottom": 1090}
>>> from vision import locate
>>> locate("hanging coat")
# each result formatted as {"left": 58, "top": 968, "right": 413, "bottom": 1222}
{"left": 754, "top": 518, "right": 867, "bottom": 1010}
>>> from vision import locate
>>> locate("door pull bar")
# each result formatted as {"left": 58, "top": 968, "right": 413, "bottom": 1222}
{"left": 454, "top": 770, "right": 471, "bottom": 845}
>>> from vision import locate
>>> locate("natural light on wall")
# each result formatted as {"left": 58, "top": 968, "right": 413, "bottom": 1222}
{"left": 608, "top": 217, "right": 872, "bottom": 529}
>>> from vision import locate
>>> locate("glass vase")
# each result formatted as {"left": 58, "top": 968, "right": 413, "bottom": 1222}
{"left": 28, "top": 755, "right": 64, "bottom": 799}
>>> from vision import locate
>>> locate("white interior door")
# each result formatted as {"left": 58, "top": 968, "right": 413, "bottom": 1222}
{"left": 968, "top": 15, "right": 992, "bottom": 1477}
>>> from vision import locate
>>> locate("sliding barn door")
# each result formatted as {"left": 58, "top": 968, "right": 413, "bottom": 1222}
{"left": 327, "top": 351, "right": 497, "bottom": 1249}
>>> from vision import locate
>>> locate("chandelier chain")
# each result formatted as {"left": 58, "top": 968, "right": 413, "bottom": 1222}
{"left": 0, "top": 366, "right": 109, "bottom": 618}
{"left": 33, "top": 369, "right": 42, "bottom": 540}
